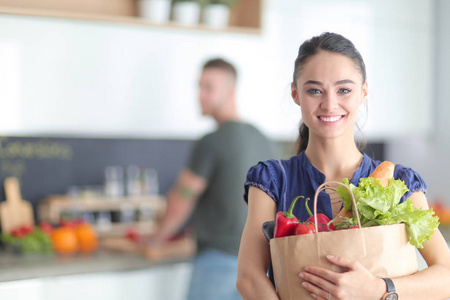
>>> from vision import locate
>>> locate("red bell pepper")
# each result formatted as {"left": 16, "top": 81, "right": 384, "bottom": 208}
{"left": 274, "top": 196, "right": 303, "bottom": 238}
{"left": 305, "top": 198, "right": 336, "bottom": 232}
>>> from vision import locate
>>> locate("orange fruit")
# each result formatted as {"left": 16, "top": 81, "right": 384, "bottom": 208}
{"left": 75, "top": 223, "right": 98, "bottom": 253}
{"left": 437, "top": 208, "right": 450, "bottom": 224}
{"left": 51, "top": 227, "right": 79, "bottom": 254}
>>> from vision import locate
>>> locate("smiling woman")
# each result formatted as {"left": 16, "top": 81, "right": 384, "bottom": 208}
{"left": 236, "top": 32, "right": 450, "bottom": 300}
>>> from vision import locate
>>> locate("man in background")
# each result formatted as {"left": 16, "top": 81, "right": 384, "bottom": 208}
{"left": 150, "top": 58, "right": 277, "bottom": 300}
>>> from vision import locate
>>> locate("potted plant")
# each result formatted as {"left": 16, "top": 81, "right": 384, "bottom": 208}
{"left": 202, "top": 0, "right": 236, "bottom": 28}
{"left": 137, "top": 0, "right": 172, "bottom": 23}
{"left": 171, "top": 0, "right": 202, "bottom": 26}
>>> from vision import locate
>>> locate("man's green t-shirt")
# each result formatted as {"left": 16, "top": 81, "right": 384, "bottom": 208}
{"left": 187, "top": 121, "right": 277, "bottom": 256}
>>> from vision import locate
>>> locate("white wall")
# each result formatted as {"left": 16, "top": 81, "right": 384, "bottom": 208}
{"left": 0, "top": 0, "right": 435, "bottom": 142}
{"left": 386, "top": 0, "right": 450, "bottom": 204}
{"left": 0, "top": 15, "right": 283, "bottom": 139}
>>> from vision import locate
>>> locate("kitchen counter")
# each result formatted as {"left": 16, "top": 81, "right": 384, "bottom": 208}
{"left": 0, "top": 249, "right": 190, "bottom": 282}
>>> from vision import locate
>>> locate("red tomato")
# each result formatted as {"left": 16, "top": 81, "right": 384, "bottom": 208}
{"left": 294, "top": 222, "right": 316, "bottom": 235}
{"left": 60, "top": 219, "right": 78, "bottom": 229}
{"left": 11, "top": 225, "right": 33, "bottom": 238}
{"left": 125, "top": 228, "right": 140, "bottom": 242}
{"left": 20, "top": 225, "right": 33, "bottom": 235}
{"left": 11, "top": 228, "right": 25, "bottom": 238}
{"left": 39, "top": 222, "right": 54, "bottom": 234}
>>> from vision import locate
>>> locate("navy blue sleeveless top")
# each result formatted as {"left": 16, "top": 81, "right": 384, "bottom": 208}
{"left": 244, "top": 151, "right": 427, "bottom": 221}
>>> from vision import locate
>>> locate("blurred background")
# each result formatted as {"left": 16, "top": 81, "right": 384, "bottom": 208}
{"left": 0, "top": 0, "right": 448, "bottom": 299}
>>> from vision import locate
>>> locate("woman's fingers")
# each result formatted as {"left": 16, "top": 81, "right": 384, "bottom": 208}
{"left": 300, "top": 267, "right": 336, "bottom": 297}
{"left": 301, "top": 263, "right": 340, "bottom": 284}
{"left": 301, "top": 255, "right": 380, "bottom": 299}
{"left": 299, "top": 255, "right": 358, "bottom": 299}
{"left": 326, "top": 255, "right": 360, "bottom": 271}
{"left": 301, "top": 278, "right": 333, "bottom": 300}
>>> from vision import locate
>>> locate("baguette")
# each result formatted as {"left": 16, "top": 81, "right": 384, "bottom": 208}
{"left": 369, "top": 161, "right": 395, "bottom": 187}
{"left": 334, "top": 160, "right": 395, "bottom": 220}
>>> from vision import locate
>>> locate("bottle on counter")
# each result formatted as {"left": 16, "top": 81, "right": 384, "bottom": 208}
{"left": 120, "top": 202, "right": 136, "bottom": 224}
{"left": 96, "top": 211, "right": 112, "bottom": 231}
{"left": 104, "top": 166, "right": 124, "bottom": 198}
{"left": 125, "top": 166, "right": 159, "bottom": 196}
{"left": 142, "top": 167, "right": 159, "bottom": 196}
{"left": 126, "top": 165, "right": 141, "bottom": 196}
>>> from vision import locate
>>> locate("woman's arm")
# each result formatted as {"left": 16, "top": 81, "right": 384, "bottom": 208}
{"left": 391, "top": 191, "right": 450, "bottom": 299}
{"left": 236, "top": 186, "right": 279, "bottom": 299}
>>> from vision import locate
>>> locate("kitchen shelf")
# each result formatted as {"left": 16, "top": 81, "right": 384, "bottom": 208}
{"left": 0, "top": 0, "right": 262, "bottom": 35}
{"left": 39, "top": 194, "right": 166, "bottom": 215}
{"left": 39, "top": 195, "right": 167, "bottom": 237}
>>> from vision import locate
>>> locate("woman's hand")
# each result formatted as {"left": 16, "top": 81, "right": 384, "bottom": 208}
{"left": 299, "top": 255, "right": 385, "bottom": 300}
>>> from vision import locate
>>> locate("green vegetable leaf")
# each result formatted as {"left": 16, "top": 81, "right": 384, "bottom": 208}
{"left": 389, "top": 199, "right": 440, "bottom": 248}
{"left": 336, "top": 177, "right": 439, "bottom": 248}
{"left": 336, "top": 177, "right": 353, "bottom": 212}
{"left": 1, "top": 227, "right": 53, "bottom": 254}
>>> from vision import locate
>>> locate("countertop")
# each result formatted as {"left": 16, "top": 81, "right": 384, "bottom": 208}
{"left": 0, "top": 249, "right": 190, "bottom": 283}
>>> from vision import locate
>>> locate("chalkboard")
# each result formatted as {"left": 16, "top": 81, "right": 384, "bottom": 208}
{"left": 0, "top": 136, "right": 194, "bottom": 206}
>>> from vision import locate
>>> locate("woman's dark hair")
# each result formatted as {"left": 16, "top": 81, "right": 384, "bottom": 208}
{"left": 293, "top": 32, "right": 367, "bottom": 154}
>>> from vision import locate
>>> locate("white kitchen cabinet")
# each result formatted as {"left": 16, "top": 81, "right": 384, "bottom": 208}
{"left": 0, "top": 279, "right": 45, "bottom": 300}
{"left": 0, "top": 262, "right": 192, "bottom": 300}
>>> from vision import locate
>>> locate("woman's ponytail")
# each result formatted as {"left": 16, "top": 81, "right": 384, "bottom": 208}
{"left": 296, "top": 122, "right": 309, "bottom": 155}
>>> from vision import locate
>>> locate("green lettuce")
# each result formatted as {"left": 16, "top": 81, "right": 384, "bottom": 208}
{"left": 336, "top": 177, "right": 439, "bottom": 248}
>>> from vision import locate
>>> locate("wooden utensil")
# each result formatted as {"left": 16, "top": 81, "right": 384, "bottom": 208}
{"left": 0, "top": 177, "right": 35, "bottom": 234}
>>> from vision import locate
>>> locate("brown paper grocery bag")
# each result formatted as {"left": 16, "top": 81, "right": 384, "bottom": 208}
{"left": 269, "top": 182, "right": 418, "bottom": 300}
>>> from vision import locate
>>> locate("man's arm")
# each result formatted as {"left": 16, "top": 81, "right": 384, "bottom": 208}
{"left": 150, "top": 168, "right": 207, "bottom": 242}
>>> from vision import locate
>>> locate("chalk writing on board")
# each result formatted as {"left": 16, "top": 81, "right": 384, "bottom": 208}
{"left": 1, "top": 160, "right": 26, "bottom": 178}
{"left": 0, "top": 137, "right": 73, "bottom": 161}
{"left": 0, "top": 137, "right": 74, "bottom": 178}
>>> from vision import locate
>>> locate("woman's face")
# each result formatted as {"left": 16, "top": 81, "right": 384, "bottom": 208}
{"left": 291, "top": 50, "right": 368, "bottom": 142}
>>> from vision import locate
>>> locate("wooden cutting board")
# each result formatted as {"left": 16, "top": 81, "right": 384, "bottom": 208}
{"left": 101, "top": 235, "right": 197, "bottom": 261}
{"left": 0, "top": 177, "right": 35, "bottom": 234}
